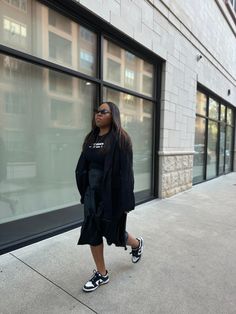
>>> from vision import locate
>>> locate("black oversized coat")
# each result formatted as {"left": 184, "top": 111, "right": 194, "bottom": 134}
{"left": 75, "top": 130, "right": 135, "bottom": 247}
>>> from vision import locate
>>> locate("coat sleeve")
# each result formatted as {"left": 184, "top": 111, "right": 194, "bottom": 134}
{"left": 75, "top": 151, "right": 88, "bottom": 204}
{"left": 119, "top": 144, "right": 135, "bottom": 212}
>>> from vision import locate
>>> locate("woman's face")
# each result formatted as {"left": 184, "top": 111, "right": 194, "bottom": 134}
{"left": 95, "top": 103, "right": 112, "bottom": 128}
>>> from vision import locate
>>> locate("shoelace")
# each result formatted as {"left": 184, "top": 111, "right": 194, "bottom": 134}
{"left": 90, "top": 270, "right": 100, "bottom": 284}
{"left": 130, "top": 239, "right": 141, "bottom": 255}
{"left": 130, "top": 246, "right": 140, "bottom": 256}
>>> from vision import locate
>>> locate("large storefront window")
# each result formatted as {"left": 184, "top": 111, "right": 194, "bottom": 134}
{"left": 103, "top": 38, "right": 155, "bottom": 198}
{"left": 193, "top": 90, "right": 235, "bottom": 184}
{"left": 0, "top": 1, "right": 158, "bottom": 252}
{"left": 0, "top": 0, "right": 97, "bottom": 76}
{"left": 0, "top": 54, "right": 96, "bottom": 224}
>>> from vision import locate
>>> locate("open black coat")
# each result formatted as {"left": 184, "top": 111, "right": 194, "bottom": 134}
{"left": 75, "top": 130, "right": 135, "bottom": 247}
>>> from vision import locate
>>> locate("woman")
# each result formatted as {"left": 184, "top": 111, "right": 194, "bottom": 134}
{"left": 75, "top": 101, "right": 143, "bottom": 292}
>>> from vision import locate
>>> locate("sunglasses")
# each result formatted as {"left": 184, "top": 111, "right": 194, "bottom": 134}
{"left": 94, "top": 109, "right": 111, "bottom": 115}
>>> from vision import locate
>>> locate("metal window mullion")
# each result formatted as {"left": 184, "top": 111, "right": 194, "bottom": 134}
{"left": 204, "top": 96, "right": 210, "bottom": 181}
{"left": 152, "top": 62, "right": 161, "bottom": 198}
{"left": 0, "top": 44, "right": 101, "bottom": 84}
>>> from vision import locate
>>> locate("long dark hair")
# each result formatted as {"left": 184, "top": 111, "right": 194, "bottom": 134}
{"left": 82, "top": 102, "right": 132, "bottom": 152}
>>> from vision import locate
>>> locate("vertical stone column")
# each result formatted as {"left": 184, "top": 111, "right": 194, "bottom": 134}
{"left": 158, "top": 151, "right": 194, "bottom": 198}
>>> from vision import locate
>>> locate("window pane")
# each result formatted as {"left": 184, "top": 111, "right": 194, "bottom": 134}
{"left": 48, "top": 8, "right": 71, "bottom": 34}
{"left": 225, "top": 126, "right": 233, "bottom": 173}
{"left": 3, "top": 0, "right": 27, "bottom": 12}
{"left": 193, "top": 116, "right": 206, "bottom": 184}
{"left": 0, "top": 0, "right": 97, "bottom": 76}
{"left": 227, "top": 108, "right": 233, "bottom": 125}
{"left": 196, "top": 91, "right": 207, "bottom": 116}
{"left": 206, "top": 121, "right": 218, "bottom": 179}
{"left": 0, "top": 54, "right": 96, "bottom": 224}
{"left": 103, "top": 39, "right": 154, "bottom": 97}
{"left": 220, "top": 104, "right": 226, "bottom": 122}
{"left": 219, "top": 124, "right": 225, "bottom": 175}
{"left": 103, "top": 87, "right": 153, "bottom": 194}
{"left": 209, "top": 98, "right": 219, "bottom": 120}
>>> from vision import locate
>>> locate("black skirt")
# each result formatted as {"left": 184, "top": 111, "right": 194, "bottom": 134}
{"left": 77, "top": 168, "right": 127, "bottom": 248}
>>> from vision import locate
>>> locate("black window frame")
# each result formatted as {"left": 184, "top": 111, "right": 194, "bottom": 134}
{"left": 193, "top": 84, "right": 235, "bottom": 185}
{"left": 0, "top": 0, "right": 162, "bottom": 254}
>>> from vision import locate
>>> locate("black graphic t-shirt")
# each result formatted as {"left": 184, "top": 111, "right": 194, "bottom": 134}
{"left": 84, "top": 133, "right": 109, "bottom": 170}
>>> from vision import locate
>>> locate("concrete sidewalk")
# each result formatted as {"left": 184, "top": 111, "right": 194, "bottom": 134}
{"left": 1, "top": 173, "right": 236, "bottom": 314}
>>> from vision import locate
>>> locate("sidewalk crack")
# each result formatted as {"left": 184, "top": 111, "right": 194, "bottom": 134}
{"left": 9, "top": 253, "right": 98, "bottom": 314}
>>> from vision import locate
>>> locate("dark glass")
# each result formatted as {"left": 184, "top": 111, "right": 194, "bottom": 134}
{"left": 206, "top": 120, "right": 218, "bottom": 179}
{"left": 219, "top": 124, "right": 225, "bottom": 175}
{"left": 225, "top": 126, "right": 233, "bottom": 173}
{"left": 193, "top": 116, "right": 206, "bottom": 183}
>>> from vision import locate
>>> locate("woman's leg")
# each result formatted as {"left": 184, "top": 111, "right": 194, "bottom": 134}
{"left": 126, "top": 232, "right": 139, "bottom": 248}
{"left": 90, "top": 242, "right": 107, "bottom": 275}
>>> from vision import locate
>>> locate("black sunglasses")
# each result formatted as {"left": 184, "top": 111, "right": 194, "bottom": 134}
{"left": 94, "top": 109, "right": 111, "bottom": 115}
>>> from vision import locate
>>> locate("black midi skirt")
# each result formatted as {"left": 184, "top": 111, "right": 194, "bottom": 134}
{"left": 77, "top": 168, "right": 127, "bottom": 248}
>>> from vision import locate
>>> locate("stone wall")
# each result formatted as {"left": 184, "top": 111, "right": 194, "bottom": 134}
{"left": 159, "top": 152, "right": 193, "bottom": 198}
{"left": 74, "top": 0, "right": 236, "bottom": 197}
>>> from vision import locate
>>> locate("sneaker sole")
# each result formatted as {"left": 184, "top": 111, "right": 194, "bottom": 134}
{"left": 83, "top": 278, "right": 109, "bottom": 292}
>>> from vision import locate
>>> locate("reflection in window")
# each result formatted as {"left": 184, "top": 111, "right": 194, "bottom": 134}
{"left": 50, "top": 99, "right": 73, "bottom": 126}
{"left": 49, "top": 32, "right": 72, "bottom": 65}
{"left": 209, "top": 98, "right": 219, "bottom": 120}
{"left": 103, "top": 87, "right": 153, "bottom": 195}
{"left": 0, "top": 54, "right": 96, "bottom": 223}
{"left": 219, "top": 124, "right": 225, "bottom": 175}
{"left": 126, "top": 51, "right": 135, "bottom": 63}
{"left": 143, "top": 75, "right": 152, "bottom": 95}
{"left": 80, "top": 26, "right": 94, "bottom": 42}
{"left": 206, "top": 120, "right": 218, "bottom": 179}
{"left": 227, "top": 108, "right": 233, "bottom": 125}
{"left": 125, "top": 69, "right": 135, "bottom": 89}
{"left": 225, "top": 126, "right": 233, "bottom": 172}
{"left": 49, "top": 70, "right": 73, "bottom": 95}
{"left": 107, "top": 59, "right": 121, "bottom": 83}
{"left": 0, "top": 0, "right": 97, "bottom": 76}
{"left": 48, "top": 9, "right": 71, "bottom": 34}
{"left": 104, "top": 39, "right": 154, "bottom": 97}
{"left": 4, "top": 129, "right": 32, "bottom": 162}
{"left": 3, "top": 17, "right": 27, "bottom": 47}
{"left": 196, "top": 91, "right": 207, "bottom": 116}
{"left": 107, "top": 41, "right": 121, "bottom": 58}
{"left": 4, "top": 0, "right": 27, "bottom": 12}
{"left": 80, "top": 50, "right": 94, "bottom": 72}
{"left": 193, "top": 116, "right": 206, "bottom": 183}
{"left": 5, "top": 93, "right": 27, "bottom": 114}
{"left": 220, "top": 105, "right": 226, "bottom": 122}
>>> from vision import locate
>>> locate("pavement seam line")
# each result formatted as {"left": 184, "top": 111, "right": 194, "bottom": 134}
{"left": 9, "top": 253, "right": 98, "bottom": 314}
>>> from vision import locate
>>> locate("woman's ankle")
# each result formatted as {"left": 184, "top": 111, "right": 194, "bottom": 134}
{"left": 98, "top": 269, "right": 107, "bottom": 276}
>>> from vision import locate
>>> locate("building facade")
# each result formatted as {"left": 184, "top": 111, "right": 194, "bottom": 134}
{"left": 0, "top": 0, "right": 235, "bottom": 254}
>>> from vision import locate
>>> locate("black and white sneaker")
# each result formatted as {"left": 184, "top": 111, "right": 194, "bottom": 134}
{"left": 130, "top": 237, "right": 144, "bottom": 263}
{"left": 83, "top": 270, "right": 109, "bottom": 292}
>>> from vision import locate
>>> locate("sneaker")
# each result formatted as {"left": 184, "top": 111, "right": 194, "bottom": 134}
{"left": 83, "top": 270, "right": 109, "bottom": 292}
{"left": 130, "top": 237, "right": 144, "bottom": 263}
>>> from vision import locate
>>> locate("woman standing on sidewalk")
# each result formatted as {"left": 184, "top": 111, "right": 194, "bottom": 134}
{"left": 75, "top": 101, "right": 143, "bottom": 292}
